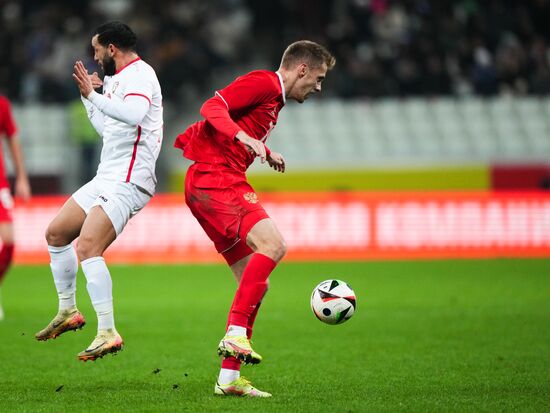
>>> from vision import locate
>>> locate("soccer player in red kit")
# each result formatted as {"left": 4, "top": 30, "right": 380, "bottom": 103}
{"left": 0, "top": 95, "right": 31, "bottom": 320}
{"left": 174, "top": 40, "right": 335, "bottom": 397}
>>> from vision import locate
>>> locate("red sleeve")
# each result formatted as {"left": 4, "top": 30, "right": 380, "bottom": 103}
{"left": 199, "top": 71, "right": 280, "bottom": 140}
{"left": 0, "top": 97, "right": 17, "bottom": 138}
{"left": 199, "top": 95, "right": 241, "bottom": 140}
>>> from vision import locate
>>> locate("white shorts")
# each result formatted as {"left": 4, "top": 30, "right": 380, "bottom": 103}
{"left": 72, "top": 177, "right": 151, "bottom": 236}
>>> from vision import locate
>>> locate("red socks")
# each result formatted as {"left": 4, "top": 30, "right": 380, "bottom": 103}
{"left": 221, "top": 356, "right": 242, "bottom": 370}
{"left": 222, "top": 253, "right": 276, "bottom": 372}
{"left": 228, "top": 253, "right": 276, "bottom": 327}
{"left": 0, "top": 244, "right": 14, "bottom": 284}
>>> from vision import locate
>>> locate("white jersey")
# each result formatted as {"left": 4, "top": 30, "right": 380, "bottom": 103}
{"left": 92, "top": 58, "right": 163, "bottom": 195}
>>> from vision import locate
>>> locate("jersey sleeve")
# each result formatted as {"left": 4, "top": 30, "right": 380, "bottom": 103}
{"left": 0, "top": 97, "right": 17, "bottom": 138}
{"left": 81, "top": 95, "right": 105, "bottom": 136}
{"left": 88, "top": 91, "right": 150, "bottom": 127}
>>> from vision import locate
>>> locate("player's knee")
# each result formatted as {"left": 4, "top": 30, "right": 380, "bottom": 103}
{"left": 278, "top": 238, "right": 288, "bottom": 260}
{"left": 76, "top": 235, "right": 98, "bottom": 261}
{"left": 45, "top": 224, "right": 67, "bottom": 247}
{"left": 268, "top": 237, "right": 287, "bottom": 262}
{"left": 248, "top": 227, "right": 287, "bottom": 261}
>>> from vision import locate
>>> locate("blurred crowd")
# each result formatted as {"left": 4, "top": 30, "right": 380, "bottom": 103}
{"left": 2, "top": 0, "right": 550, "bottom": 103}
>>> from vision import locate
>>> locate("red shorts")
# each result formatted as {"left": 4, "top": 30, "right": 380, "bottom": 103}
{"left": 0, "top": 186, "right": 13, "bottom": 223}
{"left": 185, "top": 163, "right": 268, "bottom": 264}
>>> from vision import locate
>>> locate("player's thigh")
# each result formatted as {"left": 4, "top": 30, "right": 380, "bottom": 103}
{"left": 93, "top": 184, "right": 150, "bottom": 236}
{"left": 77, "top": 181, "right": 149, "bottom": 258}
{"left": 245, "top": 218, "right": 286, "bottom": 260}
{"left": 77, "top": 205, "right": 117, "bottom": 258}
{"left": 246, "top": 218, "right": 284, "bottom": 248}
{"left": 185, "top": 186, "right": 240, "bottom": 253}
{"left": 46, "top": 197, "right": 86, "bottom": 246}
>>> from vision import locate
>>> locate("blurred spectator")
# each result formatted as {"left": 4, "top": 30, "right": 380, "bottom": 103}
{"left": 2, "top": 0, "right": 550, "bottom": 103}
{"left": 471, "top": 46, "right": 498, "bottom": 96}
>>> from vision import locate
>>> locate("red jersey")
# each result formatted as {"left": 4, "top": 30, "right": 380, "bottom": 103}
{"left": 0, "top": 96, "right": 17, "bottom": 187}
{"left": 174, "top": 70, "right": 285, "bottom": 172}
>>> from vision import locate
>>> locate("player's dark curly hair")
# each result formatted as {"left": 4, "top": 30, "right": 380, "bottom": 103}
{"left": 281, "top": 40, "right": 336, "bottom": 71}
{"left": 93, "top": 21, "right": 137, "bottom": 51}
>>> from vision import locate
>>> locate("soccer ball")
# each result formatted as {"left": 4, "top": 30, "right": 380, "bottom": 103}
{"left": 310, "top": 279, "right": 356, "bottom": 325}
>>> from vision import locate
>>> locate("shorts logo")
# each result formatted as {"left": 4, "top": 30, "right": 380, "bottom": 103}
{"left": 99, "top": 195, "right": 108, "bottom": 202}
{"left": 243, "top": 192, "right": 258, "bottom": 204}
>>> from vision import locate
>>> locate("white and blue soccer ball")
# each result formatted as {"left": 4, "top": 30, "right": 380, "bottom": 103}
{"left": 310, "top": 279, "right": 356, "bottom": 325}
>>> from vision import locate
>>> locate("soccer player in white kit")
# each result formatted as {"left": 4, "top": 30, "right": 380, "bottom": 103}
{"left": 35, "top": 21, "right": 163, "bottom": 361}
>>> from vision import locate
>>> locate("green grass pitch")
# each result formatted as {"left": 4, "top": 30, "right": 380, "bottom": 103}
{"left": 1, "top": 259, "right": 549, "bottom": 412}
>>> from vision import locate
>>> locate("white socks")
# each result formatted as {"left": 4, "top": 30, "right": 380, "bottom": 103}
{"left": 48, "top": 245, "right": 78, "bottom": 311}
{"left": 48, "top": 246, "right": 116, "bottom": 331}
{"left": 81, "top": 256, "right": 115, "bottom": 331}
{"left": 218, "top": 368, "right": 240, "bottom": 385}
{"left": 226, "top": 325, "right": 247, "bottom": 337}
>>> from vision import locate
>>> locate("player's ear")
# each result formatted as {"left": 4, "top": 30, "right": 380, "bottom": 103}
{"left": 297, "top": 63, "right": 308, "bottom": 78}
{"left": 108, "top": 44, "right": 116, "bottom": 56}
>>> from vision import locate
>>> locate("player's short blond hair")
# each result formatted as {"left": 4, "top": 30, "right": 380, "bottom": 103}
{"left": 281, "top": 40, "right": 336, "bottom": 71}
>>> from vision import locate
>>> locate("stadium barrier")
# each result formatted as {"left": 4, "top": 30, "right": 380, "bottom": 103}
{"left": 10, "top": 192, "right": 550, "bottom": 264}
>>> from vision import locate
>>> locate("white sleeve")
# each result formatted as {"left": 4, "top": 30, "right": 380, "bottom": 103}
{"left": 87, "top": 91, "right": 150, "bottom": 126}
{"left": 81, "top": 95, "right": 105, "bottom": 136}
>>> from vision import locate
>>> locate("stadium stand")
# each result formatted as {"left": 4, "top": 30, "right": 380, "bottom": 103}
{"left": 7, "top": 97, "right": 550, "bottom": 192}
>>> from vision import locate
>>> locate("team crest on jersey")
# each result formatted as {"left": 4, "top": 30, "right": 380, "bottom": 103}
{"left": 243, "top": 192, "right": 258, "bottom": 204}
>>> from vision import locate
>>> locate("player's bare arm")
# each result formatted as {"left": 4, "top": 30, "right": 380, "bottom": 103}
{"left": 7, "top": 135, "right": 31, "bottom": 201}
{"left": 267, "top": 151, "right": 285, "bottom": 173}
{"left": 235, "top": 131, "right": 267, "bottom": 163}
{"left": 72, "top": 61, "right": 94, "bottom": 98}
{"left": 14, "top": 171, "right": 31, "bottom": 201}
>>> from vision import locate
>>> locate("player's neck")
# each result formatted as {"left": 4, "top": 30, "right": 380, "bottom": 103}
{"left": 115, "top": 52, "right": 140, "bottom": 72}
{"left": 277, "top": 68, "right": 295, "bottom": 99}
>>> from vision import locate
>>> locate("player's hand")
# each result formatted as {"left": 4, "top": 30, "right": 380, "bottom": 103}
{"left": 267, "top": 151, "right": 285, "bottom": 173}
{"left": 90, "top": 72, "right": 103, "bottom": 90}
{"left": 15, "top": 176, "right": 31, "bottom": 201}
{"left": 72, "top": 60, "right": 94, "bottom": 98}
{"left": 235, "top": 131, "right": 267, "bottom": 163}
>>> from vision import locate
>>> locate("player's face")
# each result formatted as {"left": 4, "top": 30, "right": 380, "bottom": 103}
{"left": 293, "top": 63, "right": 328, "bottom": 103}
{"left": 92, "top": 35, "right": 116, "bottom": 76}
